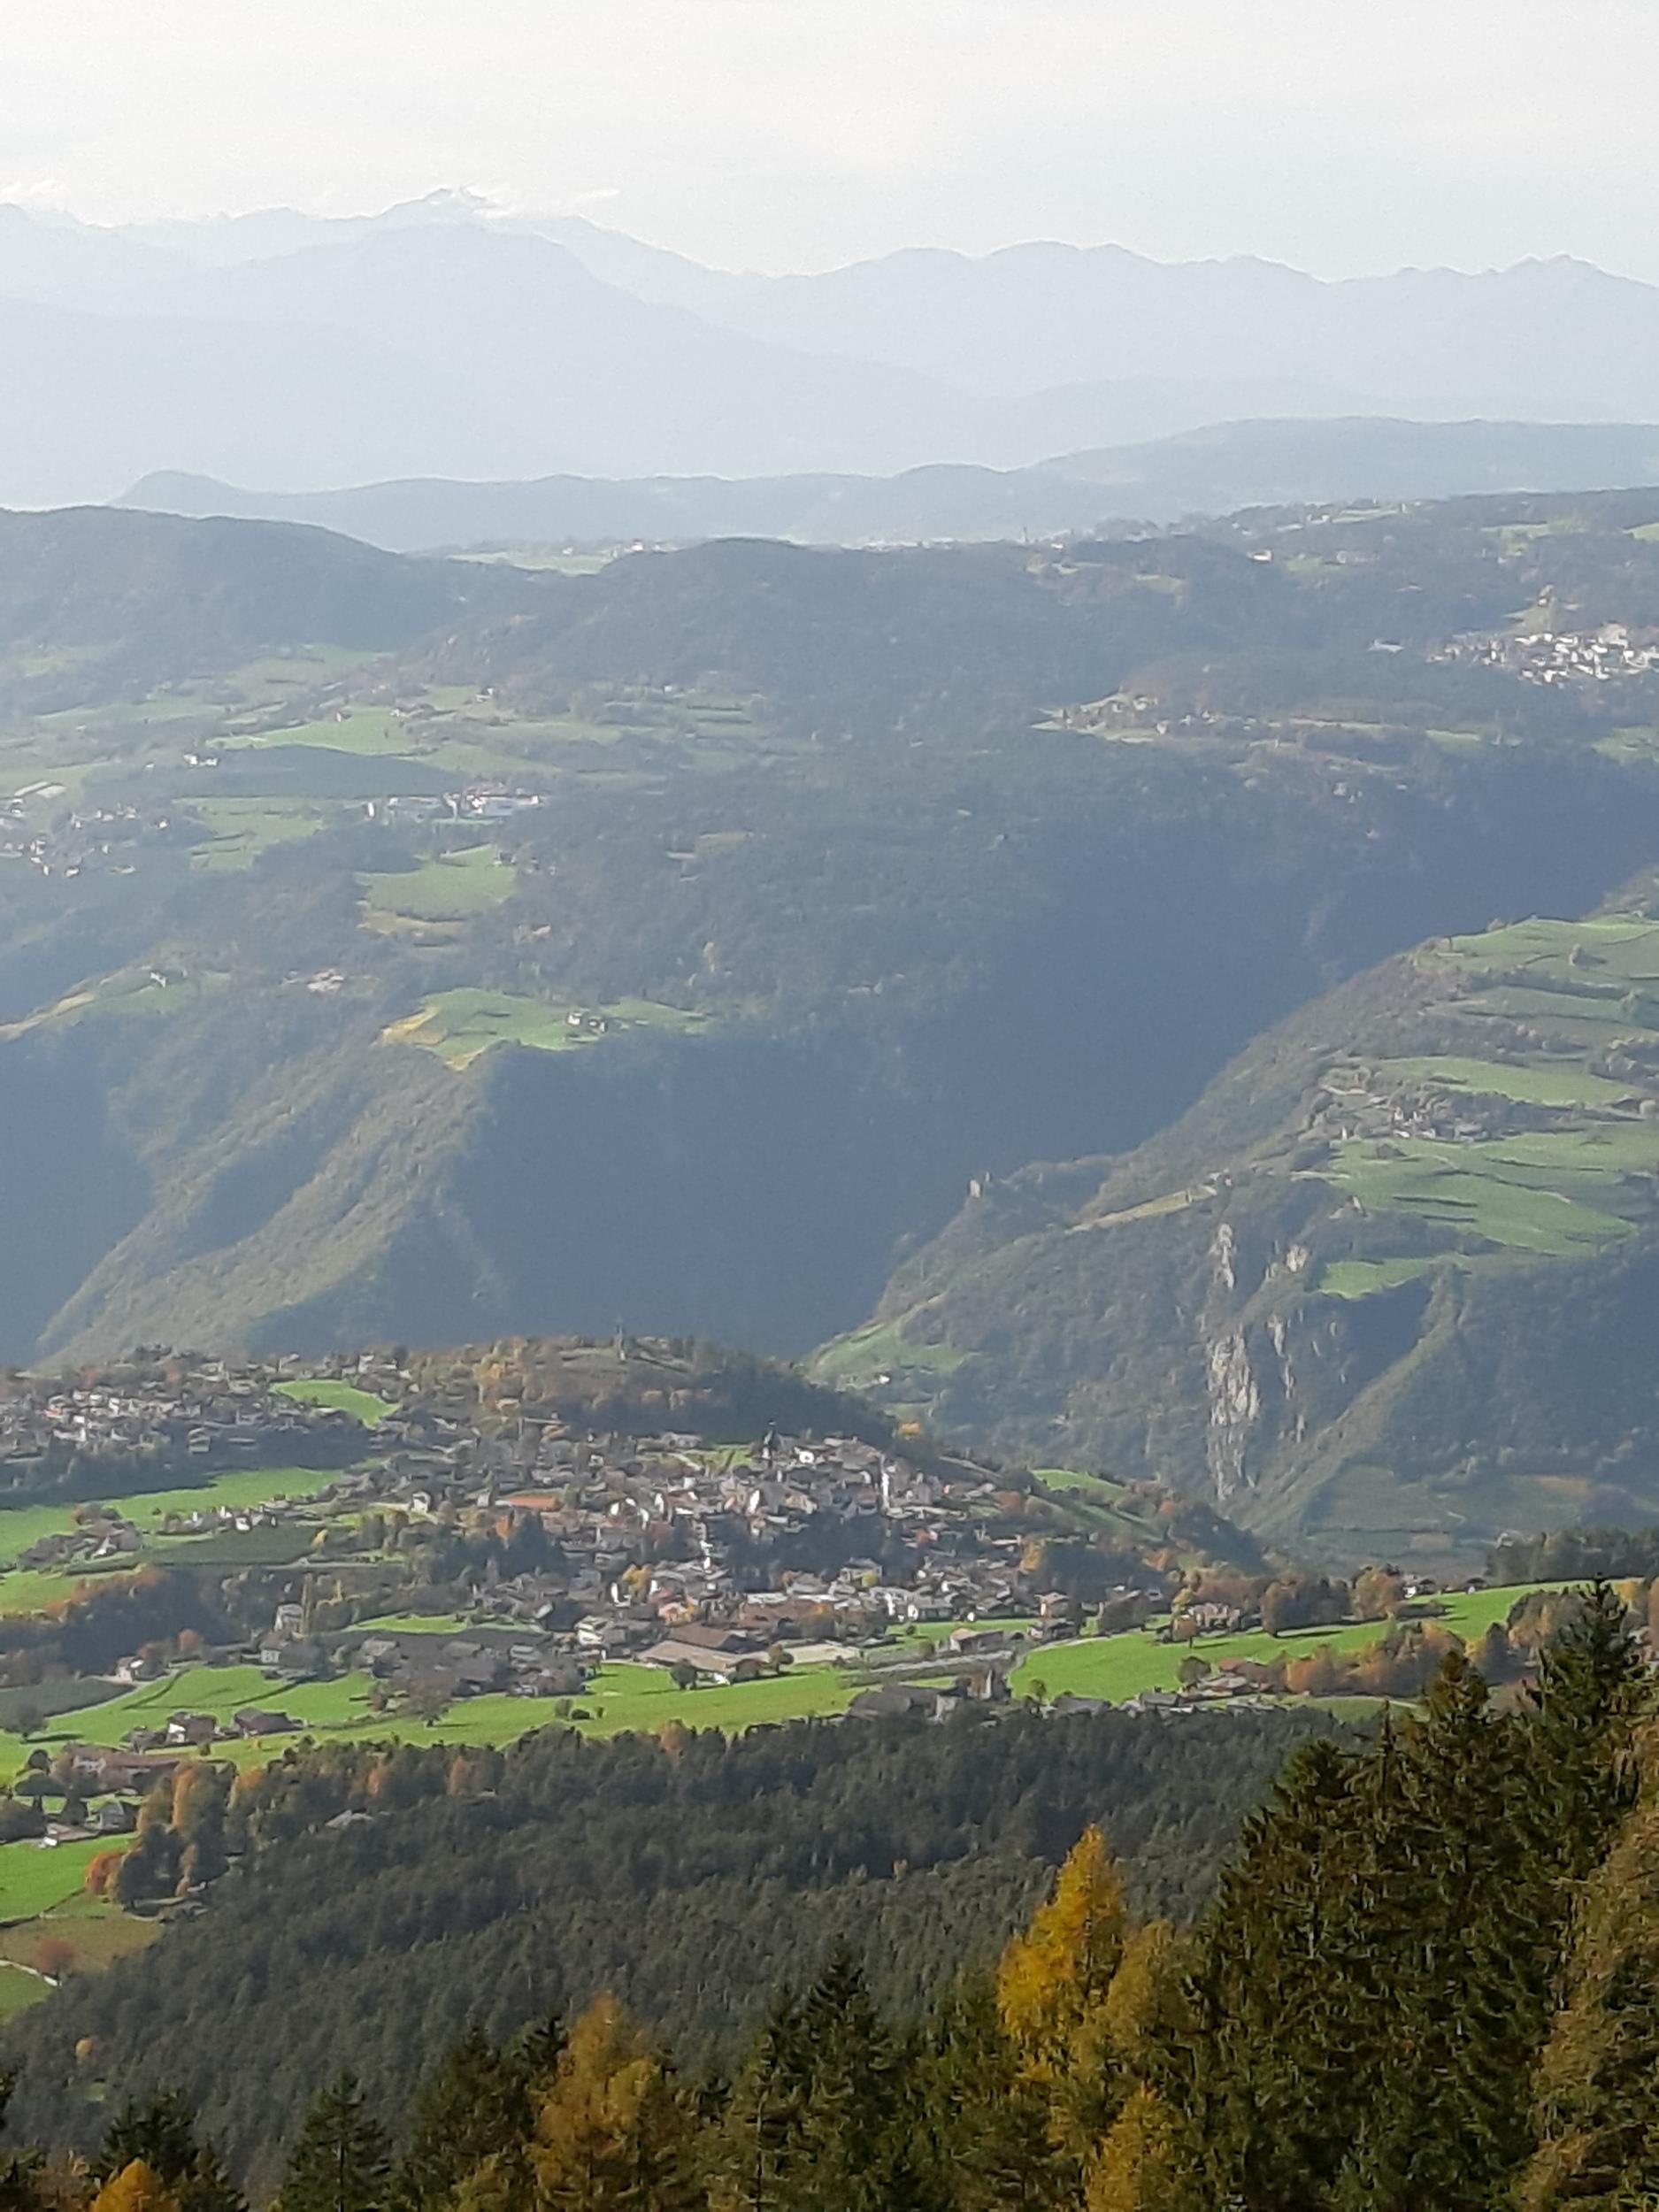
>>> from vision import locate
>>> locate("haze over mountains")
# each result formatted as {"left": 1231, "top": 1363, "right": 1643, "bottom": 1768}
{"left": 14, "top": 190, "right": 1659, "bottom": 507}
{"left": 123, "top": 419, "right": 1659, "bottom": 554}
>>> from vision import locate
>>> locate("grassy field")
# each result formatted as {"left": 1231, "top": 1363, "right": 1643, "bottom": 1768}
{"left": 360, "top": 846, "right": 515, "bottom": 924}
{"left": 1326, "top": 1137, "right": 1642, "bottom": 1256}
{"left": 0, "top": 1580, "right": 1574, "bottom": 1788}
{"left": 273, "top": 1379, "right": 395, "bottom": 1422}
{"left": 0, "top": 1463, "right": 341, "bottom": 1561}
{"left": 229, "top": 712, "right": 417, "bottom": 757}
{"left": 188, "top": 795, "right": 335, "bottom": 870}
{"left": 0, "top": 1464, "right": 345, "bottom": 1614}
{"left": 574, "top": 1661, "right": 857, "bottom": 1737}
{"left": 1029, "top": 1469, "right": 1164, "bottom": 1548}
{"left": 1010, "top": 1585, "right": 1561, "bottom": 1704}
{"left": 346, "top": 1613, "right": 476, "bottom": 1636}
{"left": 1319, "top": 1256, "right": 1447, "bottom": 1299}
{"left": 1299, "top": 910, "right": 1659, "bottom": 1294}
{"left": 383, "top": 988, "right": 711, "bottom": 1070}
{"left": 2, "top": 1654, "right": 864, "bottom": 1763}
{"left": 0, "top": 966, "right": 227, "bottom": 1041}
{"left": 0, "top": 1967, "right": 45, "bottom": 2020}
{"left": 1030, "top": 1468, "right": 1129, "bottom": 1499}
{"left": 812, "top": 1323, "right": 966, "bottom": 1386}
{"left": 0, "top": 1650, "right": 868, "bottom": 1784}
{"left": 116, "top": 1468, "right": 342, "bottom": 1540}
{"left": 0, "top": 1567, "right": 141, "bottom": 1616}
{"left": 1442, "top": 914, "right": 1659, "bottom": 982}
{"left": 1377, "top": 1054, "right": 1640, "bottom": 1110}
{"left": 0, "top": 1899, "right": 157, "bottom": 1973}
{"left": 0, "top": 1838, "right": 128, "bottom": 1922}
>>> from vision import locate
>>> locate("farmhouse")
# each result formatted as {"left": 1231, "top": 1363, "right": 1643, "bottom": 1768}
{"left": 234, "top": 1708, "right": 299, "bottom": 1738}
{"left": 640, "top": 1636, "right": 769, "bottom": 1684}
{"left": 165, "top": 1713, "right": 218, "bottom": 1747}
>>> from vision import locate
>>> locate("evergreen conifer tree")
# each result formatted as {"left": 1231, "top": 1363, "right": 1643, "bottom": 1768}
{"left": 786, "top": 1951, "right": 914, "bottom": 2212}
{"left": 1525, "top": 1578, "right": 1650, "bottom": 1886}
{"left": 278, "top": 2077, "right": 391, "bottom": 2212}
{"left": 99, "top": 2096, "right": 200, "bottom": 2186}
{"left": 1332, "top": 1651, "right": 1540, "bottom": 2212}
{"left": 98, "top": 2092, "right": 243, "bottom": 2212}
{"left": 1179, "top": 1734, "right": 1363, "bottom": 2212}
{"left": 393, "top": 2028, "right": 530, "bottom": 2212}
{"left": 709, "top": 1993, "right": 812, "bottom": 2212}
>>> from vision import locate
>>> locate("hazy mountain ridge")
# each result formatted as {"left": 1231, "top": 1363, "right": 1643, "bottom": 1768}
{"left": 11, "top": 196, "right": 1659, "bottom": 498}
{"left": 119, "top": 419, "right": 1659, "bottom": 553}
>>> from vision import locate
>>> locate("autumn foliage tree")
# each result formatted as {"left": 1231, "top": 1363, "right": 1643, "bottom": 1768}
{"left": 528, "top": 1995, "right": 697, "bottom": 2212}
{"left": 88, "top": 2165, "right": 177, "bottom": 2212}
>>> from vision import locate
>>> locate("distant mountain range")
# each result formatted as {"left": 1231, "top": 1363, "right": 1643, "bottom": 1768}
{"left": 12, "top": 191, "right": 1659, "bottom": 503}
{"left": 120, "top": 419, "right": 1659, "bottom": 550}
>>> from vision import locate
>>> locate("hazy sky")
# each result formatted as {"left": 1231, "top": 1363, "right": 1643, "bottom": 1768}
{"left": 5, "top": 0, "right": 1659, "bottom": 278}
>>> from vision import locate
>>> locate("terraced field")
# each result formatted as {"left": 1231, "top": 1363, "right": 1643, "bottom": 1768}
{"left": 1309, "top": 913, "right": 1659, "bottom": 1289}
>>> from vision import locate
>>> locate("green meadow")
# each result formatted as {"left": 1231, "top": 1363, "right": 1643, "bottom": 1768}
{"left": 1008, "top": 1584, "right": 1561, "bottom": 1704}
{"left": 0, "top": 1837, "right": 129, "bottom": 1922}
{"left": 1441, "top": 914, "right": 1659, "bottom": 985}
{"left": 0, "top": 1582, "right": 1571, "bottom": 1800}
{"left": 384, "top": 988, "right": 710, "bottom": 1069}
{"left": 273, "top": 1378, "right": 395, "bottom": 1422}
{"left": 1376, "top": 1054, "right": 1640, "bottom": 1110}
{"left": 228, "top": 711, "right": 417, "bottom": 757}
{"left": 360, "top": 845, "right": 516, "bottom": 924}
{"left": 1326, "top": 1136, "right": 1643, "bottom": 1256}
{"left": 1319, "top": 1256, "right": 1447, "bottom": 1300}
{"left": 188, "top": 796, "right": 334, "bottom": 870}
{"left": 0, "top": 966, "right": 228, "bottom": 1041}
{"left": 0, "top": 1465, "right": 343, "bottom": 1613}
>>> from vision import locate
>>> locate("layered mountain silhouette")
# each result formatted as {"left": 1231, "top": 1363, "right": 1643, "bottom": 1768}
{"left": 9, "top": 193, "right": 1659, "bottom": 503}
{"left": 120, "top": 419, "right": 1659, "bottom": 551}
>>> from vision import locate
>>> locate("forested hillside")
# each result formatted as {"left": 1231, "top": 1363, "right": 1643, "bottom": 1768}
{"left": 0, "top": 1705, "right": 1334, "bottom": 2187}
{"left": 0, "top": 1587, "right": 1650, "bottom": 2212}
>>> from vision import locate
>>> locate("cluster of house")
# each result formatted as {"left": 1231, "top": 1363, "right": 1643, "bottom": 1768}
{"left": 15, "top": 1511, "right": 145, "bottom": 1576}
{"left": 366, "top": 784, "right": 545, "bottom": 826}
{"left": 1309, "top": 1059, "right": 1559, "bottom": 1152}
{"left": 337, "top": 1624, "right": 583, "bottom": 1703}
{"left": 1435, "top": 623, "right": 1659, "bottom": 687}
{"left": 239, "top": 1418, "right": 1064, "bottom": 1686}
{"left": 0, "top": 1357, "right": 370, "bottom": 1493}
{"left": 0, "top": 797, "right": 181, "bottom": 879}
{"left": 0, "top": 1343, "right": 1079, "bottom": 1659}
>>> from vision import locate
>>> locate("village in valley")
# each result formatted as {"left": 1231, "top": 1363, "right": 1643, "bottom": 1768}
{"left": 0, "top": 1329, "right": 1567, "bottom": 2004}
{"left": 0, "top": 1342, "right": 1151, "bottom": 1820}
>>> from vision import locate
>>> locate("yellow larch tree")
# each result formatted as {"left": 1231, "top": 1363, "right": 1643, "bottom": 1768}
{"left": 88, "top": 2162, "right": 180, "bottom": 2212}
{"left": 996, "top": 1824, "right": 1127, "bottom": 2085}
